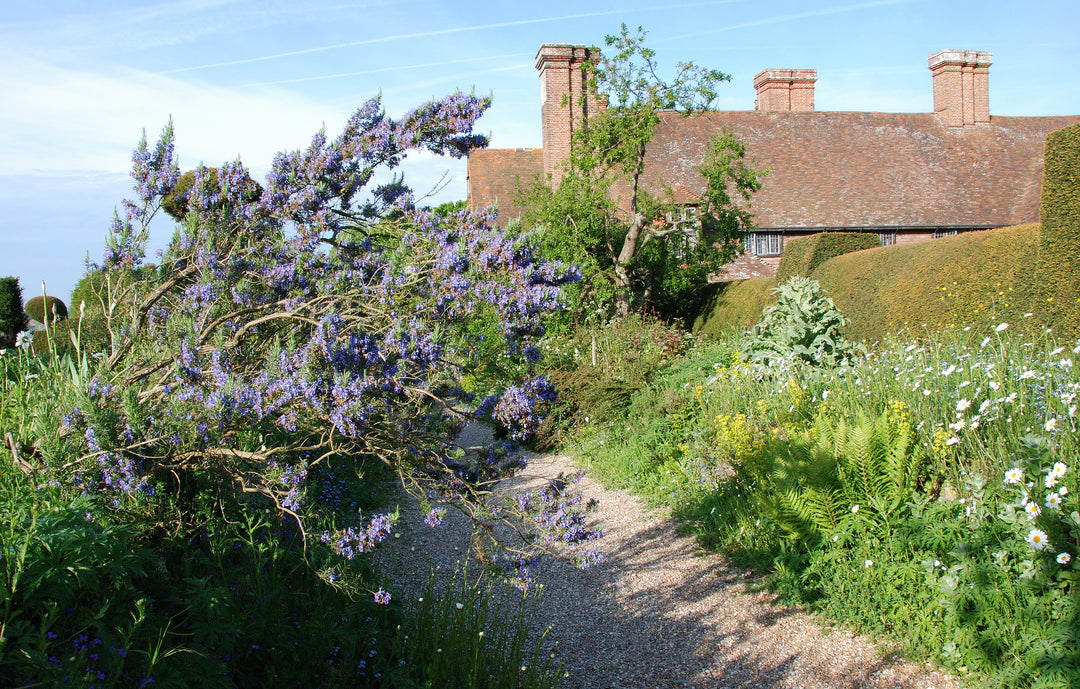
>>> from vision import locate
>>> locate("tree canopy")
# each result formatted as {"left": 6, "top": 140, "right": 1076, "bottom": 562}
{"left": 523, "top": 24, "right": 764, "bottom": 322}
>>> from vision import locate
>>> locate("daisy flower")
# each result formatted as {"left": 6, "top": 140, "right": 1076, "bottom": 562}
{"left": 1058, "top": 552, "right": 1072, "bottom": 565}
{"left": 1025, "top": 502, "right": 1041, "bottom": 518}
{"left": 1045, "top": 492, "right": 1063, "bottom": 510}
{"left": 1026, "top": 529, "right": 1049, "bottom": 550}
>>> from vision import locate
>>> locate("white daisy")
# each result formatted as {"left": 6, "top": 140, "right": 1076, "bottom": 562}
{"left": 1026, "top": 528, "right": 1049, "bottom": 550}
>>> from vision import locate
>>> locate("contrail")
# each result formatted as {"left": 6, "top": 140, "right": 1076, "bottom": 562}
{"left": 668, "top": 0, "right": 914, "bottom": 40}
{"left": 159, "top": 1, "right": 741, "bottom": 75}
{"left": 240, "top": 52, "right": 533, "bottom": 88}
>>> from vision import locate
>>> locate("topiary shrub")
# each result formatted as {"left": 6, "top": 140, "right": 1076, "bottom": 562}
{"left": 1037, "top": 122, "right": 1080, "bottom": 333}
{"left": 162, "top": 168, "right": 263, "bottom": 221}
{"left": 0, "top": 276, "right": 28, "bottom": 348}
{"left": 776, "top": 232, "right": 881, "bottom": 283}
{"left": 25, "top": 295, "right": 68, "bottom": 324}
{"left": 742, "top": 276, "right": 860, "bottom": 368}
{"left": 692, "top": 276, "right": 778, "bottom": 338}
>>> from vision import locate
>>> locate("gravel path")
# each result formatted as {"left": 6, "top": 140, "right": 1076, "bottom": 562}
{"left": 386, "top": 437, "right": 963, "bottom": 689}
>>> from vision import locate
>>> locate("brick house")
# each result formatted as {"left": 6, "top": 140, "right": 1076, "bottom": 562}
{"left": 466, "top": 46, "right": 1079, "bottom": 280}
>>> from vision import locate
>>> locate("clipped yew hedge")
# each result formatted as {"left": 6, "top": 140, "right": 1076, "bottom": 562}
{"left": 776, "top": 232, "right": 881, "bottom": 283}
{"left": 1037, "top": 122, "right": 1080, "bottom": 333}
{"left": 811, "top": 224, "right": 1053, "bottom": 342}
{"left": 693, "top": 276, "right": 778, "bottom": 337}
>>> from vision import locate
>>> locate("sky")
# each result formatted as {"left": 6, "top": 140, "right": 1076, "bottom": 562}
{"left": 2, "top": 0, "right": 1078, "bottom": 303}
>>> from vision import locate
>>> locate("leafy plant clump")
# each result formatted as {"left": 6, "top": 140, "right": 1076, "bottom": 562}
{"left": 742, "top": 276, "right": 861, "bottom": 368}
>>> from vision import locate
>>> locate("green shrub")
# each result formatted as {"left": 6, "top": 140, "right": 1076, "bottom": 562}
{"left": 776, "top": 232, "right": 881, "bottom": 283}
{"left": 692, "top": 276, "right": 777, "bottom": 337}
{"left": 536, "top": 315, "right": 691, "bottom": 447}
{"left": 161, "top": 168, "right": 263, "bottom": 221}
{"left": 811, "top": 225, "right": 1061, "bottom": 342}
{"left": 0, "top": 277, "right": 27, "bottom": 348}
{"left": 742, "top": 276, "right": 860, "bottom": 368}
{"left": 24, "top": 295, "right": 68, "bottom": 324}
{"left": 1037, "top": 122, "right": 1080, "bottom": 333}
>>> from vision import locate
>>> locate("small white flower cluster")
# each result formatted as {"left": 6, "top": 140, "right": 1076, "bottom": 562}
{"left": 1007, "top": 461, "right": 1073, "bottom": 566}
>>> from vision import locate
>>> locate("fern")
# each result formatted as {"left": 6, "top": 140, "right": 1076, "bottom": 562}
{"left": 747, "top": 410, "right": 928, "bottom": 545}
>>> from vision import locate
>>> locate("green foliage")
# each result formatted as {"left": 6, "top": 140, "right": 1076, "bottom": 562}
{"left": 1038, "top": 122, "right": 1080, "bottom": 334}
{"left": 429, "top": 199, "right": 468, "bottom": 216}
{"left": 775, "top": 232, "right": 881, "bottom": 284}
{"left": 747, "top": 411, "right": 926, "bottom": 545}
{"left": 395, "top": 566, "right": 562, "bottom": 689}
{"left": 0, "top": 277, "right": 27, "bottom": 349}
{"left": 161, "top": 167, "right": 263, "bottom": 221}
{"left": 691, "top": 277, "right": 777, "bottom": 337}
{"left": 24, "top": 295, "right": 68, "bottom": 323}
{"left": 551, "top": 316, "right": 1080, "bottom": 688}
{"left": 810, "top": 224, "right": 1061, "bottom": 342}
{"left": 535, "top": 315, "right": 693, "bottom": 447}
{"left": 0, "top": 344, "right": 565, "bottom": 688}
{"left": 522, "top": 25, "right": 762, "bottom": 319}
{"left": 742, "top": 276, "right": 860, "bottom": 368}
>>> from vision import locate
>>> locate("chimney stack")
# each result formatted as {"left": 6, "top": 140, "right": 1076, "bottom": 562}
{"left": 753, "top": 69, "right": 817, "bottom": 112}
{"left": 536, "top": 44, "right": 602, "bottom": 186}
{"left": 929, "top": 49, "right": 992, "bottom": 127}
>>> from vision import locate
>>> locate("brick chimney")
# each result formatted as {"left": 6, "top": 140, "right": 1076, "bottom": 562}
{"left": 536, "top": 44, "right": 602, "bottom": 185}
{"left": 753, "top": 69, "right": 817, "bottom": 112}
{"left": 929, "top": 49, "right": 992, "bottom": 127}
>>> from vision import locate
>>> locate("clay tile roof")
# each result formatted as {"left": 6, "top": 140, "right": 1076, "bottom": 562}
{"left": 467, "top": 148, "right": 542, "bottom": 224}
{"left": 641, "top": 110, "right": 1080, "bottom": 229}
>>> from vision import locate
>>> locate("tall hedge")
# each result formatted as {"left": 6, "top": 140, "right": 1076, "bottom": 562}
{"left": 776, "top": 232, "right": 881, "bottom": 283}
{"left": 0, "top": 276, "right": 28, "bottom": 348}
{"left": 693, "top": 277, "right": 778, "bottom": 337}
{"left": 1037, "top": 122, "right": 1080, "bottom": 333}
{"left": 812, "top": 225, "right": 1052, "bottom": 342}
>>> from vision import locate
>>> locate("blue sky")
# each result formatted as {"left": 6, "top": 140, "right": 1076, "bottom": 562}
{"left": 2, "top": 0, "right": 1077, "bottom": 302}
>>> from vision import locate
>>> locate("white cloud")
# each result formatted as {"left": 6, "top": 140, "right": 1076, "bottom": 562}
{"left": 0, "top": 54, "right": 343, "bottom": 176}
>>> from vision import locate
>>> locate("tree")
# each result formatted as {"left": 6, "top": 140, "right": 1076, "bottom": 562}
{"left": 45, "top": 93, "right": 591, "bottom": 583}
{"left": 0, "top": 276, "right": 28, "bottom": 348}
{"left": 524, "top": 25, "right": 764, "bottom": 320}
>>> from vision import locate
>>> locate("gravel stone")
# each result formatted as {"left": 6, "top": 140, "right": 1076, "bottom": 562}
{"left": 387, "top": 445, "right": 963, "bottom": 689}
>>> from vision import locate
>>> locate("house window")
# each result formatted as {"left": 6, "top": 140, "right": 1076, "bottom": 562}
{"left": 744, "top": 232, "right": 783, "bottom": 257}
{"left": 878, "top": 232, "right": 896, "bottom": 246}
{"left": 933, "top": 229, "right": 958, "bottom": 239}
{"left": 665, "top": 205, "right": 700, "bottom": 256}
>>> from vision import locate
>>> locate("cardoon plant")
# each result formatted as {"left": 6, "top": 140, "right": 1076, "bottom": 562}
{"left": 51, "top": 93, "right": 580, "bottom": 566}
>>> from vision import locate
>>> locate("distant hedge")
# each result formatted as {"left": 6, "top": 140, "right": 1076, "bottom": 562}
{"left": 693, "top": 277, "right": 778, "bottom": 338}
{"left": 776, "top": 232, "right": 881, "bottom": 283}
{"left": 1037, "top": 122, "right": 1080, "bottom": 333}
{"left": 811, "top": 224, "right": 1063, "bottom": 342}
